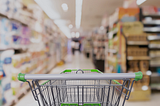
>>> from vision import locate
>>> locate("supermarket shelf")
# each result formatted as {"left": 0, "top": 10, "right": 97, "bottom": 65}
{"left": 0, "top": 46, "right": 28, "bottom": 51}
{"left": 4, "top": 64, "right": 56, "bottom": 106}
{"left": 4, "top": 85, "right": 30, "bottom": 106}
{"left": 148, "top": 35, "right": 160, "bottom": 40}
{"left": 143, "top": 20, "right": 160, "bottom": 25}
{"left": 108, "top": 49, "right": 117, "bottom": 53}
{"left": 0, "top": 13, "right": 28, "bottom": 26}
{"left": 127, "top": 56, "right": 150, "bottom": 60}
{"left": 144, "top": 27, "right": 160, "bottom": 32}
{"left": 0, "top": 13, "right": 51, "bottom": 35}
{"left": 150, "top": 83, "right": 160, "bottom": 90}
{"left": 150, "top": 55, "right": 160, "bottom": 58}
{"left": 0, "top": 48, "right": 15, "bottom": 51}
{"left": 108, "top": 28, "right": 118, "bottom": 39}
{"left": 150, "top": 64, "right": 160, "bottom": 67}
{"left": 149, "top": 44, "right": 160, "bottom": 49}
{"left": 151, "top": 72, "right": 160, "bottom": 77}
{"left": 127, "top": 41, "right": 148, "bottom": 45}
{"left": 143, "top": 14, "right": 160, "bottom": 18}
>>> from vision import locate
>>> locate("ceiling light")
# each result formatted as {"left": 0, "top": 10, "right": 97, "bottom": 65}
{"left": 136, "top": 0, "right": 146, "bottom": 5}
{"left": 69, "top": 24, "right": 73, "bottom": 29}
{"left": 76, "top": 32, "right": 80, "bottom": 38}
{"left": 75, "top": 0, "right": 83, "bottom": 29}
{"left": 100, "top": 26, "right": 104, "bottom": 30}
{"left": 71, "top": 32, "right": 75, "bottom": 38}
{"left": 35, "top": 0, "right": 60, "bottom": 19}
{"left": 61, "top": 3, "right": 68, "bottom": 12}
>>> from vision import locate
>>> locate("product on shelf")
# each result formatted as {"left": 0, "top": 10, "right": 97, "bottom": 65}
{"left": 127, "top": 47, "right": 148, "bottom": 56}
{"left": 91, "top": 31, "right": 106, "bottom": 72}
{"left": 139, "top": 61, "right": 149, "bottom": 72}
{"left": 0, "top": 0, "right": 68, "bottom": 105}
{"left": 128, "top": 60, "right": 139, "bottom": 72}
{"left": 127, "top": 34, "right": 147, "bottom": 41}
{"left": 1, "top": 50, "right": 14, "bottom": 105}
{"left": 142, "top": 6, "right": 160, "bottom": 15}
{"left": 105, "top": 7, "right": 151, "bottom": 101}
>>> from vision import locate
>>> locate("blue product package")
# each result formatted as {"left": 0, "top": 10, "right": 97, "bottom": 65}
{"left": 117, "top": 64, "right": 121, "bottom": 73}
{"left": 157, "top": 67, "right": 160, "bottom": 76}
{"left": 11, "top": 22, "right": 19, "bottom": 31}
{"left": 121, "top": 16, "right": 137, "bottom": 22}
{"left": 158, "top": 8, "right": 160, "bottom": 13}
{"left": 0, "top": 68, "right": 6, "bottom": 78}
{"left": 0, "top": 18, "right": 10, "bottom": 46}
{"left": 12, "top": 35, "right": 21, "bottom": 44}
{"left": 0, "top": 59, "right": 5, "bottom": 78}
{"left": 4, "top": 57, "right": 12, "bottom": 65}
{"left": 12, "top": 35, "right": 18, "bottom": 44}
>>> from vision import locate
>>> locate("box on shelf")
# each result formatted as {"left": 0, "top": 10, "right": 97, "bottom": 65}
{"left": 128, "top": 60, "right": 139, "bottom": 71}
{"left": 128, "top": 60, "right": 149, "bottom": 73}
{"left": 127, "top": 47, "right": 148, "bottom": 56}
{"left": 127, "top": 34, "right": 147, "bottom": 41}
{"left": 139, "top": 60, "right": 149, "bottom": 72}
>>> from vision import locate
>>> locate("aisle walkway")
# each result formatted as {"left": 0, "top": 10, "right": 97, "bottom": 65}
{"left": 16, "top": 52, "right": 160, "bottom": 106}
{"left": 16, "top": 52, "right": 95, "bottom": 106}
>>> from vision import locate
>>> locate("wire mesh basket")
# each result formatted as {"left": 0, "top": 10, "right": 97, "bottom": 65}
{"left": 18, "top": 69, "right": 143, "bottom": 106}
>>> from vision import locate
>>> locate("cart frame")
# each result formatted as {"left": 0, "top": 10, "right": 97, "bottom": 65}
{"left": 18, "top": 69, "right": 143, "bottom": 106}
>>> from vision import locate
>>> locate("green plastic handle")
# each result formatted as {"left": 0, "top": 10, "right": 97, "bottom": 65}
{"left": 135, "top": 71, "right": 143, "bottom": 81}
{"left": 18, "top": 73, "right": 26, "bottom": 82}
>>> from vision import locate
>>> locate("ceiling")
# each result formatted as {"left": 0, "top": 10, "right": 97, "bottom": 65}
{"left": 141, "top": 0, "right": 160, "bottom": 7}
{"left": 49, "top": 0, "right": 123, "bottom": 32}
{"left": 42, "top": 0, "right": 160, "bottom": 37}
{"left": 81, "top": 0, "right": 123, "bottom": 31}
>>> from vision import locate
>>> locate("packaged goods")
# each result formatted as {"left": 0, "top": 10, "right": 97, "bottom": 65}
{"left": 1, "top": 50, "right": 14, "bottom": 104}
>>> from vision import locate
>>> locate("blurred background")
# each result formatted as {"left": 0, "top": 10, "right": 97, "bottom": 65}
{"left": 0, "top": 0, "right": 160, "bottom": 106}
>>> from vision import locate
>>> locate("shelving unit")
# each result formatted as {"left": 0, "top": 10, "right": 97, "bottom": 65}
{"left": 143, "top": 14, "right": 160, "bottom": 18}
{"left": 0, "top": 1, "right": 68, "bottom": 106}
{"left": 105, "top": 7, "right": 151, "bottom": 101}
{"left": 143, "top": 20, "right": 160, "bottom": 25}
{"left": 127, "top": 56, "right": 150, "bottom": 60}
{"left": 91, "top": 32, "right": 107, "bottom": 72}
{"left": 127, "top": 41, "right": 148, "bottom": 45}
{"left": 108, "top": 49, "right": 117, "bottom": 53}
{"left": 142, "top": 9, "right": 160, "bottom": 90}
{"left": 148, "top": 35, "right": 160, "bottom": 40}
{"left": 105, "top": 19, "right": 119, "bottom": 73}
{"left": 144, "top": 27, "right": 160, "bottom": 32}
{"left": 0, "top": 13, "right": 28, "bottom": 26}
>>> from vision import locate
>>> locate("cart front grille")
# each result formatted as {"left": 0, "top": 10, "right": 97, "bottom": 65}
{"left": 31, "top": 79, "right": 131, "bottom": 106}
{"left": 27, "top": 69, "right": 134, "bottom": 106}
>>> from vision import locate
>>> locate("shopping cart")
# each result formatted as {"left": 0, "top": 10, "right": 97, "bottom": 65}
{"left": 18, "top": 69, "right": 143, "bottom": 106}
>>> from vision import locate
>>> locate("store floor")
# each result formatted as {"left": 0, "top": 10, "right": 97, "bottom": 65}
{"left": 16, "top": 52, "right": 160, "bottom": 106}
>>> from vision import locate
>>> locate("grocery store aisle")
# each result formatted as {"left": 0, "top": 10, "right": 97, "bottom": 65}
{"left": 16, "top": 52, "right": 95, "bottom": 106}
{"left": 16, "top": 52, "right": 159, "bottom": 106}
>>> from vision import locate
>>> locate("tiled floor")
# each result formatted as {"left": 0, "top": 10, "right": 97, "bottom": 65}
{"left": 16, "top": 52, "right": 160, "bottom": 106}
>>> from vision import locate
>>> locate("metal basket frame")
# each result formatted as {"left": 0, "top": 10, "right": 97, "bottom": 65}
{"left": 25, "top": 69, "right": 136, "bottom": 106}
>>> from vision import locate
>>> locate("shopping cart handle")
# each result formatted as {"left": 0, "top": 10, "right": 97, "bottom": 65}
{"left": 18, "top": 73, "right": 27, "bottom": 82}
{"left": 134, "top": 71, "right": 143, "bottom": 81}
{"left": 18, "top": 72, "right": 143, "bottom": 82}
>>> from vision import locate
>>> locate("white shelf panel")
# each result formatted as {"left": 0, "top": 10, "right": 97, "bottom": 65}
{"left": 127, "top": 41, "right": 148, "bottom": 45}
{"left": 127, "top": 56, "right": 150, "bottom": 60}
